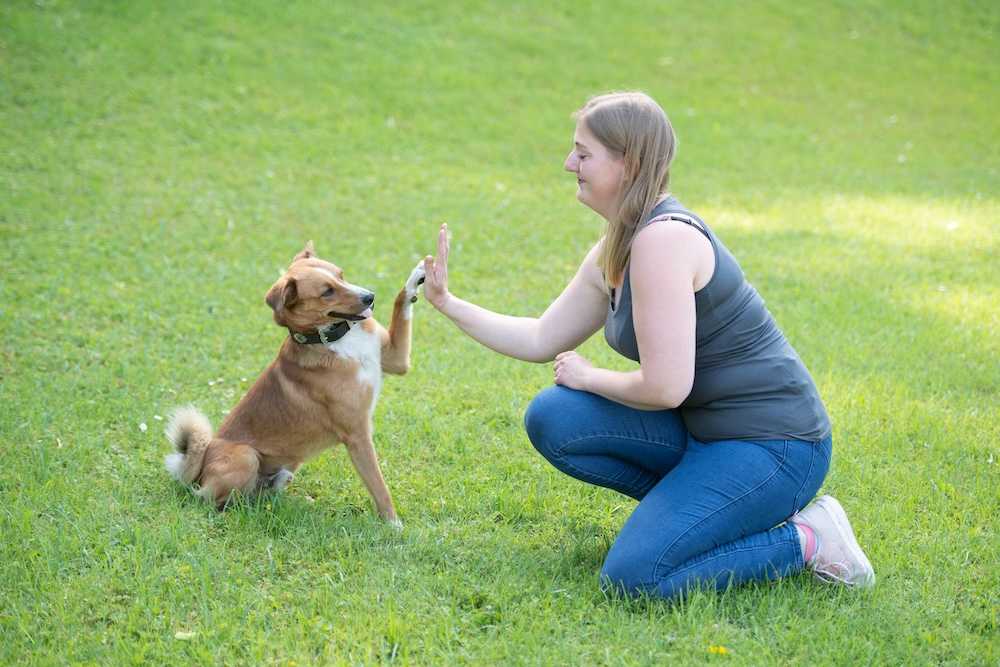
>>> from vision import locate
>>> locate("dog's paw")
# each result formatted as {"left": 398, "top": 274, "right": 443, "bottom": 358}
{"left": 268, "top": 468, "right": 294, "bottom": 492}
{"left": 404, "top": 262, "right": 426, "bottom": 303}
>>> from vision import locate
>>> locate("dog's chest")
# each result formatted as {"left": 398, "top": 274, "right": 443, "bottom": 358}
{"left": 326, "top": 327, "right": 382, "bottom": 405}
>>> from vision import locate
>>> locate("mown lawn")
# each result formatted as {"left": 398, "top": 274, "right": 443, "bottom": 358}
{"left": 1, "top": 1, "right": 997, "bottom": 664}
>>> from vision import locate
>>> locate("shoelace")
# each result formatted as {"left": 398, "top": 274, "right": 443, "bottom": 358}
{"left": 812, "top": 560, "right": 856, "bottom": 586}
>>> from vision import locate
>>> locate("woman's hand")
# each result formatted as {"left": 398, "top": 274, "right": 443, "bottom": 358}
{"left": 423, "top": 223, "right": 451, "bottom": 311}
{"left": 553, "top": 351, "right": 594, "bottom": 391}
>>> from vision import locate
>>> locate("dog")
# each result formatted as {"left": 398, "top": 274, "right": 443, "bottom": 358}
{"left": 165, "top": 241, "right": 424, "bottom": 526}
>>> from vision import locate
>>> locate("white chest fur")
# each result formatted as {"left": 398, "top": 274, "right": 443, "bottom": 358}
{"left": 325, "top": 325, "right": 382, "bottom": 413}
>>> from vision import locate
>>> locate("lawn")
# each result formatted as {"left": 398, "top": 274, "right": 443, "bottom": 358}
{"left": 1, "top": 0, "right": 998, "bottom": 664}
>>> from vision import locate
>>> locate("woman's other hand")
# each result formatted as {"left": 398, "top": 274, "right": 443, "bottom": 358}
{"left": 553, "top": 351, "right": 594, "bottom": 391}
{"left": 423, "top": 223, "right": 451, "bottom": 310}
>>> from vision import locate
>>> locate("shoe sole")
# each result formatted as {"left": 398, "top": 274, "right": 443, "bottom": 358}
{"left": 816, "top": 495, "right": 876, "bottom": 588}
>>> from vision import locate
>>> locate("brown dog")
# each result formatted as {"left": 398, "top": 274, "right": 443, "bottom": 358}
{"left": 165, "top": 242, "right": 424, "bottom": 526}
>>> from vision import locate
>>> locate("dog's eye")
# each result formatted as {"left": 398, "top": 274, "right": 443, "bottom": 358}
{"left": 322, "top": 287, "right": 336, "bottom": 298}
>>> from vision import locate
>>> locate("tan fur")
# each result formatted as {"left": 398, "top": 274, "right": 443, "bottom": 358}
{"left": 165, "top": 242, "right": 419, "bottom": 523}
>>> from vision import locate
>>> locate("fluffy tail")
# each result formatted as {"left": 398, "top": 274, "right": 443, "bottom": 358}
{"left": 164, "top": 406, "right": 214, "bottom": 484}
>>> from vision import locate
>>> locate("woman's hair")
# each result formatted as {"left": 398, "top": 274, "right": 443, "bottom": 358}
{"left": 574, "top": 91, "right": 676, "bottom": 289}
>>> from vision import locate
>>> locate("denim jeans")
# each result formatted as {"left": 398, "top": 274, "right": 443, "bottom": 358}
{"left": 524, "top": 386, "right": 831, "bottom": 600}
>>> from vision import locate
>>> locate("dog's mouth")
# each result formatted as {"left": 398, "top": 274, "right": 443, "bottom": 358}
{"left": 326, "top": 307, "right": 372, "bottom": 322}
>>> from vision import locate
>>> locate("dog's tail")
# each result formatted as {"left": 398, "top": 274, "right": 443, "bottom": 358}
{"left": 164, "top": 406, "right": 214, "bottom": 485}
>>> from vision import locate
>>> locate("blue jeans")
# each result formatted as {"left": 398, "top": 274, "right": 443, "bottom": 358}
{"left": 524, "top": 386, "right": 831, "bottom": 600}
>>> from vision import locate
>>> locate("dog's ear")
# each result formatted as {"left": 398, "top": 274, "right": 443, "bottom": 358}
{"left": 292, "top": 241, "right": 315, "bottom": 262}
{"left": 265, "top": 277, "right": 298, "bottom": 324}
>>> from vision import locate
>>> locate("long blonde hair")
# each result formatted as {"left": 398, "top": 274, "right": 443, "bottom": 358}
{"left": 575, "top": 92, "right": 676, "bottom": 288}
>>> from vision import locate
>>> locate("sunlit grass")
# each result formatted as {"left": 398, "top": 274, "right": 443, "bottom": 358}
{"left": 2, "top": 0, "right": 998, "bottom": 664}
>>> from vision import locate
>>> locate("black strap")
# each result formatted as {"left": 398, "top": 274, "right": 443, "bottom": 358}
{"left": 646, "top": 211, "right": 712, "bottom": 243}
{"left": 288, "top": 320, "right": 352, "bottom": 345}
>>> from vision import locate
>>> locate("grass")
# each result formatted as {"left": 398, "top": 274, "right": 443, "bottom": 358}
{"left": 2, "top": 0, "right": 998, "bottom": 664}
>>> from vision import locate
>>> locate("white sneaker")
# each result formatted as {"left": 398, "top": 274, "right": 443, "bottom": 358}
{"left": 790, "top": 495, "right": 875, "bottom": 588}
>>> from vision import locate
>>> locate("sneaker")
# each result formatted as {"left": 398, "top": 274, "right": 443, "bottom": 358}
{"left": 790, "top": 495, "right": 875, "bottom": 588}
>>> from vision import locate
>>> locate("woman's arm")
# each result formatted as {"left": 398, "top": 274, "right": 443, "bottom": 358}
{"left": 423, "top": 224, "right": 608, "bottom": 363}
{"left": 554, "top": 222, "right": 710, "bottom": 409}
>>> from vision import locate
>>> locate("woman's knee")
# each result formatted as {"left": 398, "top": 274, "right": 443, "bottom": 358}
{"left": 599, "top": 540, "right": 657, "bottom": 598}
{"left": 523, "top": 385, "right": 584, "bottom": 460}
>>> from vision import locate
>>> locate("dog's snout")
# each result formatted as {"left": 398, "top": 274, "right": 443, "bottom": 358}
{"left": 361, "top": 291, "right": 375, "bottom": 307}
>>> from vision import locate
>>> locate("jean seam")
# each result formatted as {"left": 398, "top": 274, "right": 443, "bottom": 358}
{"left": 550, "top": 433, "right": 683, "bottom": 496}
{"left": 789, "top": 441, "right": 817, "bottom": 516}
{"left": 652, "top": 440, "right": 790, "bottom": 577}
{"left": 548, "top": 443, "right": 652, "bottom": 496}
{"left": 556, "top": 432, "right": 686, "bottom": 454}
{"left": 661, "top": 531, "right": 802, "bottom": 584}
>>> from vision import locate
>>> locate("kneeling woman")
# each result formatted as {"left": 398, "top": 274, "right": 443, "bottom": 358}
{"left": 422, "top": 91, "right": 874, "bottom": 599}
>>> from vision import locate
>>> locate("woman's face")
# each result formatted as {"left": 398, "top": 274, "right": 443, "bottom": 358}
{"left": 564, "top": 121, "right": 625, "bottom": 220}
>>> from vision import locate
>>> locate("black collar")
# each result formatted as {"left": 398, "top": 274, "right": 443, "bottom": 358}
{"left": 288, "top": 320, "right": 354, "bottom": 345}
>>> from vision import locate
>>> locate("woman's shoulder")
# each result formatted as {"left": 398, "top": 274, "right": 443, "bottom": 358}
{"left": 632, "top": 218, "right": 711, "bottom": 256}
{"left": 631, "top": 220, "right": 716, "bottom": 288}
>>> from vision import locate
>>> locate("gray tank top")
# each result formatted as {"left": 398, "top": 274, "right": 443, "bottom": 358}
{"left": 604, "top": 197, "right": 831, "bottom": 442}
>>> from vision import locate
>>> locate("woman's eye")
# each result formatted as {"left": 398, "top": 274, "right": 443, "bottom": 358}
{"left": 323, "top": 287, "right": 336, "bottom": 298}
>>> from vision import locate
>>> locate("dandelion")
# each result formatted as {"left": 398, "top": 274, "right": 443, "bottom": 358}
{"left": 139, "top": 422, "right": 148, "bottom": 433}
{"left": 708, "top": 645, "right": 729, "bottom": 655}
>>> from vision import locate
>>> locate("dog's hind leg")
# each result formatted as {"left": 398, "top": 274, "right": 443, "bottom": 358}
{"left": 198, "top": 442, "right": 261, "bottom": 509}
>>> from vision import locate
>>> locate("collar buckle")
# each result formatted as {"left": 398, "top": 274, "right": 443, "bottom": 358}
{"left": 289, "top": 320, "right": 353, "bottom": 346}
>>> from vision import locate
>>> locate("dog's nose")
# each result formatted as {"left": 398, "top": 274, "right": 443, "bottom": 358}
{"left": 361, "top": 291, "right": 375, "bottom": 307}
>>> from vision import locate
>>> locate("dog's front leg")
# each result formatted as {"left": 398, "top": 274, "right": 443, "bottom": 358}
{"left": 344, "top": 436, "right": 401, "bottom": 528}
{"left": 379, "top": 262, "right": 425, "bottom": 375}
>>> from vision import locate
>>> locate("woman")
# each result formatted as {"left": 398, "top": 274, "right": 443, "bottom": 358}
{"left": 421, "top": 91, "right": 874, "bottom": 600}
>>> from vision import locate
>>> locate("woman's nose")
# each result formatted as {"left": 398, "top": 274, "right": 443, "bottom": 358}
{"left": 564, "top": 153, "right": 577, "bottom": 172}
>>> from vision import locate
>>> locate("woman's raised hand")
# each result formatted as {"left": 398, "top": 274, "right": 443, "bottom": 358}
{"left": 423, "top": 223, "right": 451, "bottom": 310}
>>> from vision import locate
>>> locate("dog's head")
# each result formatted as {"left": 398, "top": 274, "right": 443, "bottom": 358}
{"left": 265, "top": 241, "right": 375, "bottom": 331}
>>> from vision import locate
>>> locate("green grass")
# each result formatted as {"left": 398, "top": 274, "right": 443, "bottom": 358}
{"left": 2, "top": 0, "right": 998, "bottom": 664}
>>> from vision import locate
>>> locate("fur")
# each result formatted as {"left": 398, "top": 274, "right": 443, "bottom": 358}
{"left": 164, "top": 242, "right": 423, "bottom": 525}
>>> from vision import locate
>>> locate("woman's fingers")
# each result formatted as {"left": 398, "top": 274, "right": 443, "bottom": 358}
{"left": 438, "top": 223, "right": 449, "bottom": 265}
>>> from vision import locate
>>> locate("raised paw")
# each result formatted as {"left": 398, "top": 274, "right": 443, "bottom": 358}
{"left": 405, "top": 262, "right": 426, "bottom": 302}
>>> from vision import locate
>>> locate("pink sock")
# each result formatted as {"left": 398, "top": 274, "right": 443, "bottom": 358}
{"left": 798, "top": 523, "right": 818, "bottom": 563}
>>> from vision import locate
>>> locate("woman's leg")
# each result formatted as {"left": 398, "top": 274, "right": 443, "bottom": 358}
{"left": 524, "top": 386, "right": 688, "bottom": 500}
{"left": 600, "top": 436, "right": 832, "bottom": 599}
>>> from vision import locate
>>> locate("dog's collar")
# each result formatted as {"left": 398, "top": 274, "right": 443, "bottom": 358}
{"left": 288, "top": 320, "right": 355, "bottom": 345}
